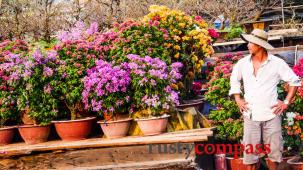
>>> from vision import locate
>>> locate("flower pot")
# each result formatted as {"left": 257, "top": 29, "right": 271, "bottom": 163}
{"left": 18, "top": 125, "right": 50, "bottom": 144}
{"left": 98, "top": 118, "right": 132, "bottom": 138}
{"left": 0, "top": 126, "right": 15, "bottom": 145}
{"left": 287, "top": 156, "right": 303, "bottom": 170}
{"left": 135, "top": 115, "right": 170, "bottom": 136}
{"left": 226, "top": 157, "right": 260, "bottom": 170}
{"left": 215, "top": 154, "right": 227, "bottom": 170}
{"left": 52, "top": 117, "right": 95, "bottom": 141}
{"left": 265, "top": 157, "right": 292, "bottom": 170}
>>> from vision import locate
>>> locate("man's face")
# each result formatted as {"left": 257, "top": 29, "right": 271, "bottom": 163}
{"left": 247, "top": 42, "right": 263, "bottom": 55}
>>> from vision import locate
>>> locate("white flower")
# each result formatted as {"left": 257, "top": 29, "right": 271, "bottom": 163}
{"left": 285, "top": 112, "right": 297, "bottom": 126}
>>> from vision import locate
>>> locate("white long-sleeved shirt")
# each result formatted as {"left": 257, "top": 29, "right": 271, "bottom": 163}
{"left": 229, "top": 54, "right": 301, "bottom": 121}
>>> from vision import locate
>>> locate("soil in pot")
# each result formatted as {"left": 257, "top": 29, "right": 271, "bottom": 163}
{"left": 287, "top": 156, "right": 303, "bottom": 170}
{"left": 98, "top": 118, "right": 132, "bottom": 138}
{"left": 135, "top": 115, "right": 170, "bottom": 136}
{"left": 52, "top": 117, "right": 95, "bottom": 141}
{"left": 0, "top": 126, "right": 15, "bottom": 145}
{"left": 18, "top": 125, "right": 50, "bottom": 144}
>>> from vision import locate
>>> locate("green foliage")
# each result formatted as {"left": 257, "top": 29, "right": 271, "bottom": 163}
{"left": 226, "top": 26, "right": 243, "bottom": 40}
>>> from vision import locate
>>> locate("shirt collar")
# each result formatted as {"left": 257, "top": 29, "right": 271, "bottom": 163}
{"left": 248, "top": 53, "right": 272, "bottom": 65}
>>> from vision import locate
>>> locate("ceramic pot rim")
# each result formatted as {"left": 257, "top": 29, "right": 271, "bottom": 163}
{"left": 0, "top": 126, "right": 16, "bottom": 130}
{"left": 18, "top": 124, "right": 51, "bottom": 128}
{"left": 287, "top": 156, "right": 303, "bottom": 165}
{"left": 134, "top": 114, "right": 170, "bottom": 121}
{"left": 51, "top": 117, "right": 96, "bottom": 123}
{"left": 98, "top": 118, "right": 132, "bottom": 124}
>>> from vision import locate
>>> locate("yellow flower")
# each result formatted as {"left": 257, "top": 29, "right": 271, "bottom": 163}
{"left": 174, "top": 45, "right": 181, "bottom": 50}
{"left": 173, "top": 29, "right": 179, "bottom": 33}
{"left": 165, "top": 43, "right": 173, "bottom": 48}
{"left": 174, "top": 53, "right": 180, "bottom": 59}
{"left": 178, "top": 23, "right": 186, "bottom": 28}
{"left": 182, "top": 36, "right": 190, "bottom": 41}
{"left": 173, "top": 35, "right": 181, "bottom": 41}
{"left": 192, "top": 55, "right": 198, "bottom": 62}
{"left": 195, "top": 64, "right": 201, "bottom": 70}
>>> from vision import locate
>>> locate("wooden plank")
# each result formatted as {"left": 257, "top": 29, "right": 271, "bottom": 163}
{"left": 0, "top": 128, "right": 212, "bottom": 157}
{"left": 212, "top": 45, "right": 303, "bottom": 58}
{"left": 0, "top": 144, "right": 196, "bottom": 170}
{"left": 72, "top": 158, "right": 196, "bottom": 170}
{"left": 213, "top": 35, "right": 282, "bottom": 46}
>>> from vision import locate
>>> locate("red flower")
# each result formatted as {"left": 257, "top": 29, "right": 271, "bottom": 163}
{"left": 208, "top": 29, "right": 219, "bottom": 39}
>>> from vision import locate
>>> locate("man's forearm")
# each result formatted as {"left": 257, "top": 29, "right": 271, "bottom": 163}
{"left": 286, "top": 86, "right": 298, "bottom": 103}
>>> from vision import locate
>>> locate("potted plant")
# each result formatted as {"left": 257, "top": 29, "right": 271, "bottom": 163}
{"left": 51, "top": 22, "right": 117, "bottom": 141}
{"left": 284, "top": 112, "right": 303, "bottom": 169}
{"left": 0, "top": 70, "right": 18, "bottom": 145}
{"left": 0, "top": 39, "right": 29, "bottom": 145}
{"left": 82, "top": 60, "right": 132, "bottom": 138}
{"left": 5, "top": 49, "right": 60, "bottom": 144}
{"left": 110, "top": 5, "right": 217, "bottom": 105}
{"left": 125, "top": 54, "right": 183, "bottom": 135}
{"left": 205, "top": 53, "right": 247, "bottom": 168}
{"left": 282, "top": 58, "right": 303, "bottom": 169}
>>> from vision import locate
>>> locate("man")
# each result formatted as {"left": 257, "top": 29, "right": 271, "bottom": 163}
{"left": 229, "top": 29, "right": 301, "bottom": 170}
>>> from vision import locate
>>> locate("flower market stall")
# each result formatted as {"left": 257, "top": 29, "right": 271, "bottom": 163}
{"left": 0, "top": 5, "right": 216, "bottom": 170}
{"left": 0, "top": 3, "right": 303, "bottom": 170}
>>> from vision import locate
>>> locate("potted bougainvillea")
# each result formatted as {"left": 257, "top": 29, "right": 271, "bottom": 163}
{"left": 51, "top": 22, "right": 118, "bottom": 141}
{"left": 126, "top": 54, "right": 183, "bottom": 135}
{"left": 204, "top": 53, "right": 246, "bottom": 168}
{"left": 0, "top": 40, "right": 28, "bottom": 145}
{"left": 109, "top": 5, "right": 217, "bottom": 106}
{"left": 285, "top": 58, "right": 303, "bottom": 169}
{"left": 142, "top": 5, "right": 217, "bottom": 103}
{"left": 3, "top": 49, "right": 60, "bottom": 144}
{"left": 82, "top": 60, "right": 132, "bottom": 138}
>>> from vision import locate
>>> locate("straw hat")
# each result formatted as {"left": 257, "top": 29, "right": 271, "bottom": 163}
{"left": 240, "top": 29, "right": 274, "bottom": 50}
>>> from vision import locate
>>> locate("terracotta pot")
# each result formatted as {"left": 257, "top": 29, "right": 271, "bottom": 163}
{"left": 226, "top": 157, "right": 260, "bottom": 170}
{"left": 52, "top": 117, "right": 95, "bottom": 141}
{"left": 265, "top": 157, "right": 292, "bottom": 170}
{"left": 0, "top": 126, "right": 15, "bottom": 145}
{"left": 98, "top": 118, "right": 132, "bottom": 138}
{"left": 287, "top": 156, "right": 303, "bottom": 170}
{"left": 18, "top": 125, "right": 50, "bottom": 144}
{"left": 135, "top": 115, "right": 170, "bottom": 136}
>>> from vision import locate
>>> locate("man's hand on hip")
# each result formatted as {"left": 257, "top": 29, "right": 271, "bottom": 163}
{"left": 235, "top": 98, "right": 248, "bottom": 113}
{"left": 271, "top": 100, "right": 288, "bottom": 115}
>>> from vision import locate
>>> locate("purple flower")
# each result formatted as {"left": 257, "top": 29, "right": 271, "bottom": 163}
{"left": 86, "top": 22, "right": 99, "bottom": 35}
{"left": 150, "top": 79, "right": 156, "bottom": 86}
{"left": 82, "top": 60, "right": 131, "bottom": 114}
{"left": 32, "top": 49, "right": 43, "bottom": 64}
{"left": 171, "top": 62, "right": 183, "bottom": 69}
{"left": 46, "top": 51, "right": 57, "bottom": 61}
{"left": 43, "top": 67, "right": 54, "bottom": 77}
{"left": 44, "top": 84, "right": 52, "bottom": 94}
